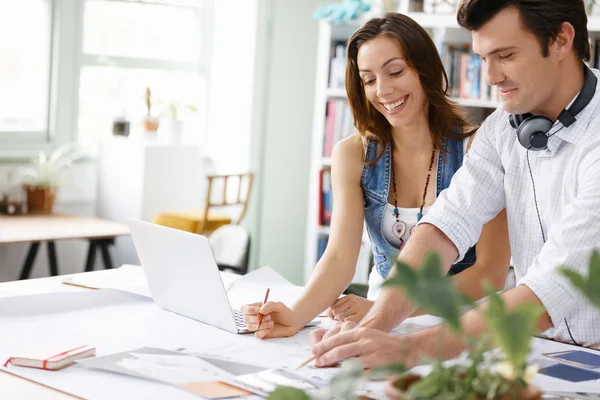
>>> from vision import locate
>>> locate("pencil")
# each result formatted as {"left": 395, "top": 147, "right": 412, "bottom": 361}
{"left": 296, "top": 355, "right": 317, "bottom": 370}
{"left": 62, "top": 281, "right": 99, "bottom": 290}
{"left": 296, "top": 315, "right": 379, "bottom": 369}
{"left": 256, "top": 288, "right": 270, "bottom": 328}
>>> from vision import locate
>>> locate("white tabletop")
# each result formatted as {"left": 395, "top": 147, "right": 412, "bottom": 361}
{"left": 0, "top": 269, "right": 123, "bottom": 399}
{"left": 2, "top": 269, "right": 600, "bottom": 399}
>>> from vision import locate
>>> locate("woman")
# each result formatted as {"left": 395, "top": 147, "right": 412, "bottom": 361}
{"left": 242, "top": 13, "right": 511, "bottom": 338}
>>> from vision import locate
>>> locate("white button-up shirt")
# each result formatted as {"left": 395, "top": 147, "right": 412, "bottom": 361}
{"left": 421, "top": 69, "right": 600, "bottom": 347}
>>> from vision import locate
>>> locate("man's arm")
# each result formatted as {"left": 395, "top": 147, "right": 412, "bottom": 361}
{"left": 411, "top": 284, "right": 553, "bottom": 363}
{"left": 361, "top": 224, "right": 459, "bottom": 332}
{"left": 310, "top": 283, "right": 553, "bottom": 369}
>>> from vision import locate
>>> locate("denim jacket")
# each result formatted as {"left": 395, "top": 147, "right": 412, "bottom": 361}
{"left": 362, "top": 138, "right": 477, "bottom": 278}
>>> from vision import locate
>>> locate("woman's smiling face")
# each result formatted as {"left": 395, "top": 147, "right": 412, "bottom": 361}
{"left": 357, "top": 35, "right": 428, "bottom": 128}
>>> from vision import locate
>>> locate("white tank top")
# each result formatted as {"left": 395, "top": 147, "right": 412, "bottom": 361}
{"left": 381, "top": 203, "right": 431, "bottom": 249}
{"left": 367, "top": 204, "right": 431, "bottom": 300}
{"left": 362, "top": 136, "right": 469, "bottom": 300}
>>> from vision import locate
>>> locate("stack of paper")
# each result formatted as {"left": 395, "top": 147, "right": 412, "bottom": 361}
{"left": 61, "top": 264, "right": 243, "bottom": 299}
{"left": 226, "top": 266, "right": 306, "bottom": 310}
{"left": 77, "top": 347, "right": 255, "bottom": 399}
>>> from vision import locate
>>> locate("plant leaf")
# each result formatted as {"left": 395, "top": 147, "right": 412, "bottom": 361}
{"left": 369, "top": 363, "right": 407, "bottom": 380}
{"left": 327, "top": 360, "right": 363, "bottom": 400}
{"left": 267, "top": 387, "right": 311, "bottom": 400}
{"left": 559, "top": 250, "right": 600, "bottom": 310}
{"left": 49, "top": 143, "right": 77, "bottom": 164}
{"left": 484, "top": 286, "right": 543, "bottom": 373}
{"left": 383, "top": 251, "right": 473, "bottom": 333}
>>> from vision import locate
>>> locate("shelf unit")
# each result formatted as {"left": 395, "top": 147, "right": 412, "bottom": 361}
{"left": 304, "top": 9, "right": 600, "bottom": 284}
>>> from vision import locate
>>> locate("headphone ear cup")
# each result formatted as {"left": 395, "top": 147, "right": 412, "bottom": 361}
{"left": 509, "top": 113, "right": 533, "bottom": 129}
{"left": 516, "top": 115, "right": 553, "bottom": 150}
{"left": 509, "top": 114, "right": 521, "bottom": 129}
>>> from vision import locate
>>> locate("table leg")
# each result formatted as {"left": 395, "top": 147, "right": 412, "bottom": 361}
{"left": 85, "top": 241, "right": 97, "bottom": 272}
{"left": 98, "top": 239, "right": 115, "bottom": 270}
{"left": 18, "top": 242, "right": 41, "bottom": 280}
{"left": 47, "top": 241, "right": 58, "bottom": 276}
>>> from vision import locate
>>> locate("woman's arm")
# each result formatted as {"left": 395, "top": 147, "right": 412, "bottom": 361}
{"left": 291, "top": 135, "right": 368, "bottom": 326}
{"left": 242, "top": 135, "right": 367, "bottom": 338}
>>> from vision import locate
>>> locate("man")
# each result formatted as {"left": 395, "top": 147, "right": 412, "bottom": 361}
{"left": 311, "top": 0, "right": 600, "bottom": 369}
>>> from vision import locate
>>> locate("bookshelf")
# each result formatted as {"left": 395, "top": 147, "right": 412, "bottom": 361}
{"left": 304, "top": 8, "right": 600, "bottom": 284}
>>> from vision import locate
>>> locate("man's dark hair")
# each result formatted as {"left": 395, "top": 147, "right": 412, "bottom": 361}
{"left": 457, "top": 0, "right": 590, "bottom": 61}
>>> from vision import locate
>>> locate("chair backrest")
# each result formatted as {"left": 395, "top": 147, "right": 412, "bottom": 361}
{"left": 208, "top": 224, "right": 251, "bottom": 275}
{"left": 198, "top": 172, "right": 254, "bottom": 234}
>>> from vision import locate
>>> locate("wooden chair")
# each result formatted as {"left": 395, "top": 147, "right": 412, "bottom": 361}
{"left": 153, "top": 172, "right": 254, "bottom": 236}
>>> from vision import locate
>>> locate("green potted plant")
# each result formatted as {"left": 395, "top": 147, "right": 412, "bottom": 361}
{"left": 14, "top": 144, "right": 86, "bottom": 214}
{"left": 268, "top": 251, "right": 545, "bottom": 400}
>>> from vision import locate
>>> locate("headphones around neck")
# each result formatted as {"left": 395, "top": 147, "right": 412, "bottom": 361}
{"left": 509, "top": 65, "right": 597, "bottom": 151}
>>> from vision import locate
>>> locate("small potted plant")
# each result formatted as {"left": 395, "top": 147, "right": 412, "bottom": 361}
{"left": 14, "top": 144, "right": 86, "bottom": 214}
{"left": 143, "top": 87, "right": 160, "bottom": 133}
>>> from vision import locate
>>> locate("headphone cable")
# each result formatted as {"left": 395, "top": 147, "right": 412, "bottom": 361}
{"left": 526, "top": 148, "right": 580, "bottom": 346}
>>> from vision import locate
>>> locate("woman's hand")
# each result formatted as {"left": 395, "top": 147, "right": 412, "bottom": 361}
{"left": 240, "top": 301, "right": 300, "bottom": 339}
{"left": 326, "top": 294, "right": 374, "bottom": 323}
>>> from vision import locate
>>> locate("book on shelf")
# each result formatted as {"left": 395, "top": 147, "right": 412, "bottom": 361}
{"left": 588, "top": 38, "right": 600, "bottom": 69}
{"left": 323, "top": 99, "right": 355, "bottom": 157}
{"left": 441, "top": 42, "right": 499, "bottom": 104}
{"left": 328, "top": 40, "right": 347, "bottom": 89}
{"left": 316, "top": 236, "right": 328, "bottom": 262}
{"left": 319, "top": 168, "right": 333, "bottom": 226}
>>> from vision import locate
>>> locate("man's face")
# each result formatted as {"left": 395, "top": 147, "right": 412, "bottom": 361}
{"left": 472, "top": 6, "right": 558, "bottom": 116}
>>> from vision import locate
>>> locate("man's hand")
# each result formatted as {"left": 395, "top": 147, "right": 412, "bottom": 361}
{"left": 240, "top": 301, "right": 299, "bottom": 339}
{"left": 327, "top": 295, "right": 374, "bottom": 322}
{"left": 310, "top": 321, "right": 419, "bottom": 369}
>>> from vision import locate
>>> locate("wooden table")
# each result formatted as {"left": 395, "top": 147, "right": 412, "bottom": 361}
{"left": 0, "top": 215, "right": 130, "bottom": 279}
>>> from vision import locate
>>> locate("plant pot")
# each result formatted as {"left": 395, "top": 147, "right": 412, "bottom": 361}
{"left": 143, "top": 116, "right": 160, "bottom": 132}
{"left": 159, "top": 117, "right": 184, "bottom": 144}
{"left": 385, "top": 374, "right": 542, "bottom": 400}
{"left": 24, "top": 185, "right": 56, "bottom": 214}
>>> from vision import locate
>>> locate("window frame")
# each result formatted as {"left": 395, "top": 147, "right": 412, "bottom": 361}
{"left": 0, "top": 0, "right": 212, "bottom": 160}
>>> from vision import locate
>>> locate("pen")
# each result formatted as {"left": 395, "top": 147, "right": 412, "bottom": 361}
{"left": 296, "top": 315, "right": 378, "bottom": 369}
{"left": 257, "top": 288, "right": 270, "bottom": 328}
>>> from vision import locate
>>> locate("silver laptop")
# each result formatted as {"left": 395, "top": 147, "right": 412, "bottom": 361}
{"left": 128, "top": 219, "right": 252, "bottom": 334}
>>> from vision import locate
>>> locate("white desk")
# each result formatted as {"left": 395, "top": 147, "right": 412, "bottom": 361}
{"left": 1, "top": 269, "right": 600, "bottom": 399}
{"left": 0, "top": 270, "right": 116, "bottom": 399}
{"left": 0, "top": 268, "right": 311, "bottom": 400}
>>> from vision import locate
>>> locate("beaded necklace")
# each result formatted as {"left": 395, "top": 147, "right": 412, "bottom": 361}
{"left": 389, "top": 143, "right": 437, "bottom": 246}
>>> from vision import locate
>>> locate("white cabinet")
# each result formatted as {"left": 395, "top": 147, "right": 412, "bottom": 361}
{"left": 97, "top": 137, "right": 209, "bottom": 264}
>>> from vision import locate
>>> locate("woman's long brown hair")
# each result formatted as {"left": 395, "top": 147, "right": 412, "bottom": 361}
{"left": 345, "top": 13, "right": 476, "bottom": 163}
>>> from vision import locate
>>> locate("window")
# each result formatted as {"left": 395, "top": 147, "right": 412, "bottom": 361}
{"left": 0, "top": 0, "right": 52, "bottom": 135}
{"left": 78, "top": 0, "right": 209, "bottom": 147}
{"left": 0, "top": 0, "right": 210, "bottom": 157}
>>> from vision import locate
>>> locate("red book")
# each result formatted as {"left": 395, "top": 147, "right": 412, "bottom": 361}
{"left": 4, "top": 345, "right": 96, "bottom": 370}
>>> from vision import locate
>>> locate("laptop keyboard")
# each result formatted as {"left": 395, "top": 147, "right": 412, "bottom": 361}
{"left": 232, "top": 309, "right": 248, "bottom": 329}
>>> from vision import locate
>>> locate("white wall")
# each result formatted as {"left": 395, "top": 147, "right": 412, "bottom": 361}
{"left": 205, "top": 0, "right": 258, "bottom": 173}
{"left": 247, "top": 0, "right": 322, "bottom": 284}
